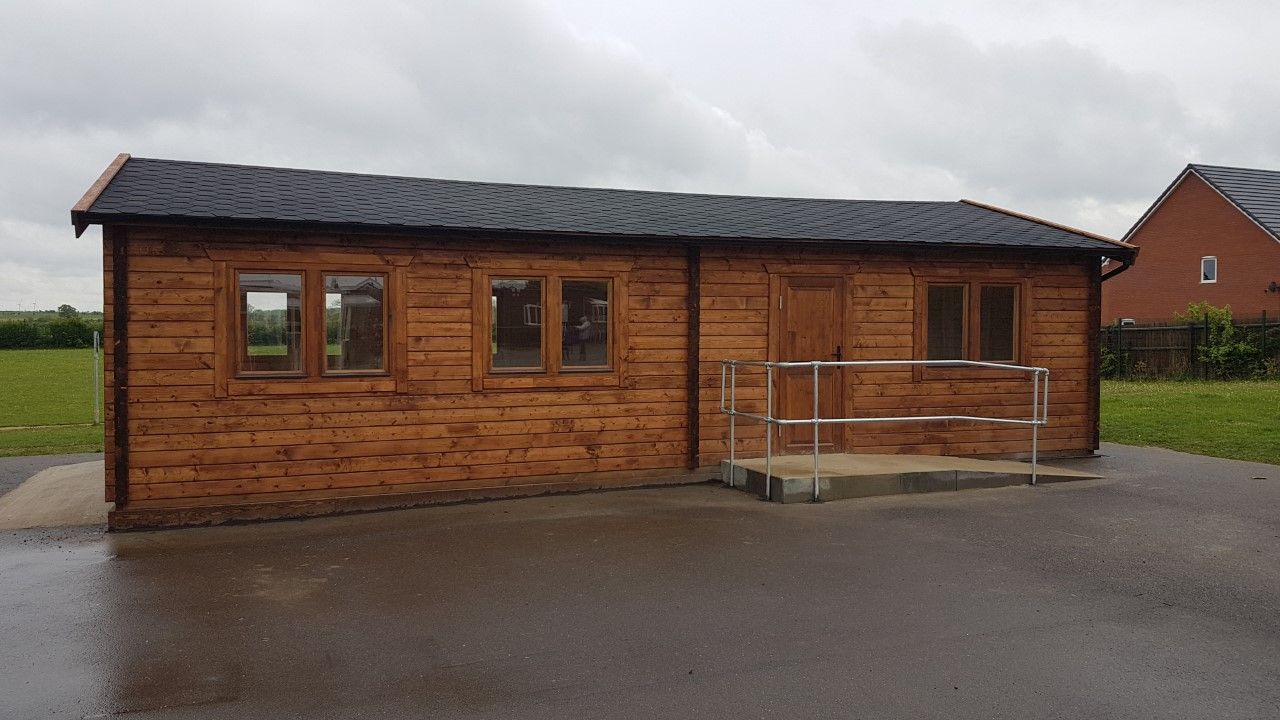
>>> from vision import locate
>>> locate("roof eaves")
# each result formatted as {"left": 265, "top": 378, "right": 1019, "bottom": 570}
{"left": 958, "top": 198, "right": 1135, "bottom": 256}
{"left": 71, "top": 153, "right": 131, "bottom": 237}
{"left": 62, "top": 210, "right": 1112, "bottom": 257}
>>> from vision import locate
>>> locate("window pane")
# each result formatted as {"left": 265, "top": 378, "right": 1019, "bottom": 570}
{"left": 325, "top": 275, "right": 385, "bottom": 372}
{"left": 561, "top": 280, "right": 610, "bottom": 368}
{"left": 926, "top": 285, "right": 965, "bottom": 360}
{"left": 1202, "top": 257, "right": 1217, "bottom": 282}
{"left": 979, "top": 285, "right": 1017, "bottom": 361}
{"left": 240, "top": 273, "right": 303, "bottom": 373}
{"left": 491, "top": 278, "right": 543, "bottom": 369}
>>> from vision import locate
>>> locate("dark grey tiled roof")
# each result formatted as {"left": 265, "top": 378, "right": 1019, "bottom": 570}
{"left": 1190, "top": 164, "right": 1280, "bottom": 240}
{"left": 75, "top": 157, "right": 1126, "bottom": 254}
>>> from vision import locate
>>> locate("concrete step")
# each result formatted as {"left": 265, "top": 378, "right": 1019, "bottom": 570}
{"left": 720, "top": 453, "right": 1100, "bottom": 503}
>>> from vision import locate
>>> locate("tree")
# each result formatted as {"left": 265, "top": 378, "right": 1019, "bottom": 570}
{"left": 57, "top": 304, "right": 79, "bottom": 319}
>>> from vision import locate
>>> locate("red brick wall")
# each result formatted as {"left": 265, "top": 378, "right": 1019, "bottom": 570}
{"left": 1102, "top": 173, "right": 1280, "bottom": 323}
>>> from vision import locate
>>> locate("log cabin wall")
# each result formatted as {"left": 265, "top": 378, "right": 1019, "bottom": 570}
{"left": 104, "top": 225, "right": 1097, "bottom": 522}
{"left": 696, "top": 245, "right": 1095, "bottom": 462}
{"left": 107, "top": 226, "right": 695, "bottom": 516}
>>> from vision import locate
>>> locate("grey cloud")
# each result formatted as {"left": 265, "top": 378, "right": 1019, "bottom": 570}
{"left": 1, "top": 2, "right": 1278, "bottom": 310}
{"left": 0, "top": 1, "right": 803, "bottom": 309}
{"left": 850, "top": 21, "right": 1200, "bottom": 203}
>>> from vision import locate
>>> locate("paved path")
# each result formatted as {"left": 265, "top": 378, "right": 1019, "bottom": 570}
{"left": 0, "top": 459, "right": 108, "bottom": 529}
{"left": 2, "top": 443, "right": 1279, "bottom": 718}
{"left": 0, "top": 452, "right": 102, "bottom": 498}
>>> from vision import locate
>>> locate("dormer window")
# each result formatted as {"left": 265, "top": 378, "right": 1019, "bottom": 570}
{"left": 1201, "top": 256, "right": 1217, "bottom": 283}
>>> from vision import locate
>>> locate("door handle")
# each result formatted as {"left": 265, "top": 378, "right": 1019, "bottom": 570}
{"left": 832, "top": 345, "right": 842, "bottom": 361}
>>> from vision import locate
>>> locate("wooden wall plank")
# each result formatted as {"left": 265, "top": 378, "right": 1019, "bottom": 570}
{"left": 110, "top": 225, "right": 1099, "bottom": 513}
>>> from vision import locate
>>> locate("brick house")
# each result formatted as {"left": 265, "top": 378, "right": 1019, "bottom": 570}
{"left": 1102, "top": 164, "right": 1280, "bottom": 324}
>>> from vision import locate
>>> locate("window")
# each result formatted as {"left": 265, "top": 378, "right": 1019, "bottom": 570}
{"left": 978, "top": 285, "right": 1017, "bottom": 361}
{"left": 562, "top": 280, "right": 610, "bottom": 368}
{"left": 325, "top": 275, "right": 385, "bottom": 372}
{"left": 233, "top": 269, "right": 389, "bottom": 379}
{"left": 1201, "top": 256, "right": 1217, "bottom": 283}
{"left": 239, "top": 272, "right": 304, "bottom": 374}
{"left": 487, "top": 276, "right": 613, "bottom": 373}
{"left": 926, "top": 285, "right": 966, "bottom": 360}
{"left": 918, "top": 278, "right": 1024, "bottom": 369}
{"left": 473, "top": 268, "right": 627, "bottom": 390}
{"left": 490, "top": 278, "right": 545, "bottom": 370}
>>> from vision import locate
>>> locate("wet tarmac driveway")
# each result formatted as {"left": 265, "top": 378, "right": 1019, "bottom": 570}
{"left": 2, "top": 443, "right": 1279, "bottom": 719}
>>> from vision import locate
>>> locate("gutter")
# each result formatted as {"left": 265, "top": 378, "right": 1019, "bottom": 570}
{"left": 1101, "top": 252, "right": 1137, "bottom": 281}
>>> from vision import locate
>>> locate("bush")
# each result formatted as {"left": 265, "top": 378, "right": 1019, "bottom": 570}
{"left": 1176, "top": 301, "right": 1266, "bottom": 379}
{"left": 0, "top": 320, "right": 40, "bottom": 349}
{"left": 45, "top": 318, "right": 95, "bottom": 348}
{"left": 1099, "top": 344, "right": 1119, "bottom": 379}
{"left": 0, "top": 314, "right": 103, "bottom": 349}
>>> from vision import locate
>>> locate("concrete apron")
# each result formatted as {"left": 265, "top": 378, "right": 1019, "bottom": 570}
{"left": 0, "top": 460, "right": 109, "bottom": 530}
{"left": 720, "top": 453, "right": 1100, "bottom": 503}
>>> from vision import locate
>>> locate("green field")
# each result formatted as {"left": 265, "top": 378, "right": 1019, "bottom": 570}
{"left": 3, "top": 347, "right": 1278, "bottom": 465}
{"left": 1101, "top": 380, "right": 1280, "bottom": 465}
{"left": 0, "top": 348, "right": 104, "bottom": 456}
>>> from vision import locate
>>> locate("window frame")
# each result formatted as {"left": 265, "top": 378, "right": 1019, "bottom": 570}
{"left": 923, "top": 282, "right": 969, "bottom": 363}
{"left": 558, "top": 277, "right": 615, "bottom": 372}
{"left": 214, "top": 252, "right": 408, "bottom": 398}
{"left": 1200, "top": 256, "right": 1218, "bottom": 284}
{"left": 472, "top": 267, "right": 628, "bottom": 391}
{"left": 486, "top": 274, "right": 549, "bottom": 374}
{"left": 233, "top": 269, "right": 307, "bottom": 379}
{"left": 913, "top": 275, "right": 1030, "bottom": 380}
{"left": 319, "top": 271, "right": 391, "bottom": 377}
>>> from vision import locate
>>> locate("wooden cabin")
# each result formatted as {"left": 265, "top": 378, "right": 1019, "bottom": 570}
{"left": 72, "top": 155, "right": 1136, "bottom": 529}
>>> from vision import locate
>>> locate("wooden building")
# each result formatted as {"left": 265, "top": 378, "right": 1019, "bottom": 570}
{"left": 72, "top": 155, "right": 1136, "bottom": 528}
{"left": 1103, "top": 163, "right": 1280, "bottom": 323}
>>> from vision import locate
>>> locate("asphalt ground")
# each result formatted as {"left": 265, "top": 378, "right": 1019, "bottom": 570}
{"left": 2, "top": 443, "right": 1277, "bottom": 719}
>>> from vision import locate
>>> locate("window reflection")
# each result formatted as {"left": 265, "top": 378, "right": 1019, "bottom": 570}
{"left": 240, "top": 273, "right": 303, "bottom": 373}
{"left": 325, "top": 275, "right": 385, "bottom": 372}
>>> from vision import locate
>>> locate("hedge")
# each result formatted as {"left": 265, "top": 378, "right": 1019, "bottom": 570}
{"left": 0, "top": 317, "right": 104, "bottom": 349}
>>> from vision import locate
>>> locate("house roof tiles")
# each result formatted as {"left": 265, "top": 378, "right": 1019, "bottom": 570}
{"left": 72, "top": 156, "right": 1129, "bottom": 255}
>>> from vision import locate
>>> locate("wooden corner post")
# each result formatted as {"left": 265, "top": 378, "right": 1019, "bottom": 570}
{"left": 686, "top": 244, "right": 701, "bottom": 469}
{"left": 110, "top": 226, "right": 130, "bottom": 508}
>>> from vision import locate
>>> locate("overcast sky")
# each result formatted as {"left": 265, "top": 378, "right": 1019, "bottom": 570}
{"left": 2, "top": 0, "right": 1277, "bottom": 310}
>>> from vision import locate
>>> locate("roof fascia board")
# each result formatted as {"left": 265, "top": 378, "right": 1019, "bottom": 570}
{"left": 71, "top": 214, "right": 1120, "bottom": 259}
{"left": 71, "top": 153, "right": 131, "bottom": 237}
{"left": 959, "top": 198, "right": 1136, "bottom": 257}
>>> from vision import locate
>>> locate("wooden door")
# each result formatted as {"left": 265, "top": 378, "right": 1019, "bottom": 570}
{"left": 775, "top": 276, "right": 844, "bottom": 451}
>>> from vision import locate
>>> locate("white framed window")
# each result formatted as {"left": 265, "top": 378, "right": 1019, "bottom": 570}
{"left": 1201, "top": 256, "right": 1218, "bottom": 283}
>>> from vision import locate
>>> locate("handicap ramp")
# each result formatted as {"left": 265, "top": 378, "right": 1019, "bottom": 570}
{"left": 721, "top": 453, "right": 1100, "bottom": 503}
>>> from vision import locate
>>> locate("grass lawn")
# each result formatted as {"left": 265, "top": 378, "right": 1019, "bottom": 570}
{"left": 1101, "top": 380, "right": 1280, "bottom": 465}
{"left": 0, "top": 349, "right": 104, "bottom": 456}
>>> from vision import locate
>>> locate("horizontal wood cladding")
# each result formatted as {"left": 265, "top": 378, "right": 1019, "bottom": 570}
{"left": 108, "top": 225, "right": 1099, "bottom": 516}
{"left": 111, "top": 227, "right": 692, "bottom": 510}
{"left": 696, "top": 246, "right": 1097, "bottom": 462}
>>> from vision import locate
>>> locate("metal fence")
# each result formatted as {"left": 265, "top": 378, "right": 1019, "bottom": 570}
{"left": 719, "top": 359, "right": 1050, "bottom": 502}
{"left": 1102, "top": 315, "right": 1280, "bottom": 379}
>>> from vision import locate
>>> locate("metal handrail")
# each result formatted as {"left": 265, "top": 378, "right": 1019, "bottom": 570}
{"left": 719, "top": 359, "right": 1050, "bottom": 502}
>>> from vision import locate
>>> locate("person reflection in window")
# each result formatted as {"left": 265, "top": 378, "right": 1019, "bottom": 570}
{"left": 574, "top": 315, "right": 592, "bottom": 360}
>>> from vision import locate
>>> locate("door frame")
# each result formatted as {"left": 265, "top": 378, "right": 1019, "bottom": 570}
{"left": 767, "top": 273, "right": 847, "bottom": 452}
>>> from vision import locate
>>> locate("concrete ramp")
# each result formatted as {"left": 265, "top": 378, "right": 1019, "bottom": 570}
{"left": 721, "top": 453, "right": 1100, "bottom": 503}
